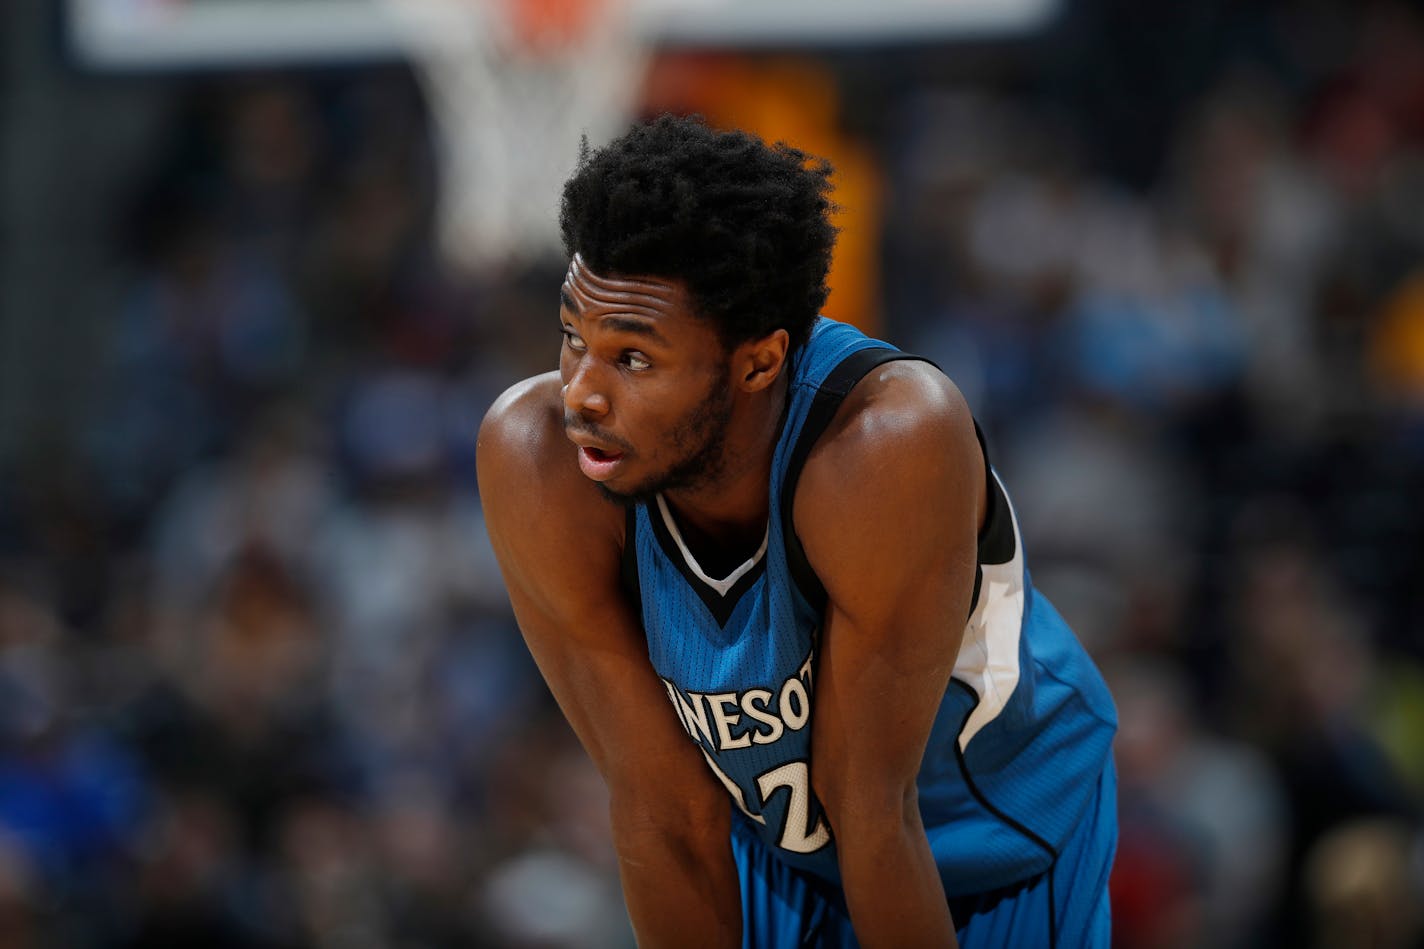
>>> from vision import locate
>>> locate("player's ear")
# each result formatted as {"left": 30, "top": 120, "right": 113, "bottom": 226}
{"left": 735, "top": 329, "right": 790, "bottom": 393}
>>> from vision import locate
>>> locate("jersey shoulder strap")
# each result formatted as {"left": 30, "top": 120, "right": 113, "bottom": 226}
{"left": 781, "top": 347, "right": 931, "bottom": 611}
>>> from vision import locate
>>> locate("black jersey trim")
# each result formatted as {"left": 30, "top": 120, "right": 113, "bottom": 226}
{"left": 645, "top": 498, "right": 766, "bottom": 627}
{"left": 968, "top": 428, "right": 1017, "bottom": 623}
{"left": 781, "top": 348, "right": 929, "bottom": 611}
{"left": 781, "top": 351, "right": 1012, "bottom": 618}
{"left": 974, "top": 424, "right": 1016, "bottom": 566}
{"left": 948, "top": 678, "right": 1060, "bottom": 948}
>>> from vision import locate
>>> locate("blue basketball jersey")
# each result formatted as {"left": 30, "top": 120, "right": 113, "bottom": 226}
{"left": 622, "top": 317, "right": 1118, "bottom": 899}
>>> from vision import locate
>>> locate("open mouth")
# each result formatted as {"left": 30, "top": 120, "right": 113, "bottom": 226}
{"left": 577, "top": 445, "right": 625, "bottom": 481}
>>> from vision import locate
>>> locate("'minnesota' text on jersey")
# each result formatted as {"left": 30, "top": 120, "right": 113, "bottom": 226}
{"left": 621, "top": 317, "right": 1118, "bottom": 897}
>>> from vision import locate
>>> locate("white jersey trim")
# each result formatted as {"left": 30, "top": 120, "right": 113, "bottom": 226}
{"left": 954, "top": 471, "right": 1026, "bottom": 750}
{"left": 656, "top": 494, "right": 769, "bottom": 598}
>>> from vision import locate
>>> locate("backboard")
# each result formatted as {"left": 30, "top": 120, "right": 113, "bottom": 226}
{"left": 65, "top": 0, "right": 1060, "bottom": 70}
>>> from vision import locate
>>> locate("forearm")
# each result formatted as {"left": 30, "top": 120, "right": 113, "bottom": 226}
{"left": 612, "top": 812, "right": 742, "bottom": 948}
{"left": 838, "top": 812, "right": 958, "bottom": 948}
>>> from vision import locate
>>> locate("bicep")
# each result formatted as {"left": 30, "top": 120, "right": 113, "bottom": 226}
{"left": 500, "top": 566, "right": 711, "bottom": 799}
{"left": 477, "top": 393, "right": 724, "bottom": 823}
{"left": 797, "top": 370, "right": 983, "bottom": 816}
{"left": 496, "top": 538, "right": 732, "bottom": 855}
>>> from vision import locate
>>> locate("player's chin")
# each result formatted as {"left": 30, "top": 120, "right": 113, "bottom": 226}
{"left": 593, "top": 479, "right": 649, "bottom": 508}
{"left": 591, "top": 468, "right": 660, "bottom": 508}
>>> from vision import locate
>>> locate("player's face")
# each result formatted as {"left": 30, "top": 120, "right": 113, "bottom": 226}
{"left": 559, "top": 254, "right": 735, "bottom": 505}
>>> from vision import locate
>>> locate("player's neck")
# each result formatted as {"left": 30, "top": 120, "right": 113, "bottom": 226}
{"left": 660, "top": 373, "right": 787, "bottom": 554}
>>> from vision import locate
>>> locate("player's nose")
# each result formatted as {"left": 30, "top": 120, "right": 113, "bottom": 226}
{"left": 562, "top": 358, "right": 610, "bottom": 418}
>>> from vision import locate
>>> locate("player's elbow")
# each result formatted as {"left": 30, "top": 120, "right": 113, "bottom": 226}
{"left": 817, "top": 773, "right": 922, "bottom": 843}
{"left": 608, "top": 781, "right": 729, "bottom": 864}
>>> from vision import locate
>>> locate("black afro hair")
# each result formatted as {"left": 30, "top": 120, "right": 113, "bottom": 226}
{"left": 559, "top": 114, "right": 838, "bottom": 352}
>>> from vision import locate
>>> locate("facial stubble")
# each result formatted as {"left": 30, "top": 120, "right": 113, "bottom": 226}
{"left": 595, "top": 375, "right": 736, "bottom": 508}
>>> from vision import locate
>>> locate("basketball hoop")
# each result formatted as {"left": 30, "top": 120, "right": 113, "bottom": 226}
{"left": 383, "top": 0, "right": 648, "bottom": 273}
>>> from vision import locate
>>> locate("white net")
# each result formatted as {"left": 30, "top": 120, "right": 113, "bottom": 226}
{"left": 384, "top": 0, "right": 649, "bottom": 272}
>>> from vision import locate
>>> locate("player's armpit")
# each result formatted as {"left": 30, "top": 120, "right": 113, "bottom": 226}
{"left": 794, "top": 360, "right": 981, "bottom": 947}
{"left": 476, "top": 375, "right": 741, "bottom": 948}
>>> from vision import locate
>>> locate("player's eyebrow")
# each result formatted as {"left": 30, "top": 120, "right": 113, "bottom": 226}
{"left": 598, "top": 315, "right": 669, "bottom": 347}
{"left": 561, "top": 285, "right": 670, "bottom": 346}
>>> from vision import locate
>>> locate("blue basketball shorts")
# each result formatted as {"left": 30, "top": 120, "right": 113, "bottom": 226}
{"left": 731, "top": 758, "right": 1117, "bottom": 948}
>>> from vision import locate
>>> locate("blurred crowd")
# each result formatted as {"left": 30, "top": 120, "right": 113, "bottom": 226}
{"left": 3, "top": 0, "right": 1424, "bottom": 947}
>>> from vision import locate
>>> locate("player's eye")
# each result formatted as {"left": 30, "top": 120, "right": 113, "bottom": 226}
{"left": 561, "top": 329, "right": 587, "bottom": 352}
{"left": 622, "top": 352, "right": 651, "bottom": 372}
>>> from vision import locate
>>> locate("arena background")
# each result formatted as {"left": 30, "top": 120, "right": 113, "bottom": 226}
{"left": 2, "top": 0, "right": 1423, "bottom": 946}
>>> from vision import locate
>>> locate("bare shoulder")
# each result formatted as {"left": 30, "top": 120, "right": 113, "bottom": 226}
{"left": 477, "top": 372, "right": 625, "bottom": 578}
{"left": 477, "top": 371, "right": 565, "bottom": 479}
{"left": 795, "top": 359, "right": 984, "bottom": 541}
{"left": 811, "top": 359, "right": 978, "bottom": 482}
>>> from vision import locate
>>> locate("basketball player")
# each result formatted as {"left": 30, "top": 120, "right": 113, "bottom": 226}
{"left": 477, "top": 116, "right": 1118, "bottom": 948}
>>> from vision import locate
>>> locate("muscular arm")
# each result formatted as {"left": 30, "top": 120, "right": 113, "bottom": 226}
{"left": 797, "top": 362, "right": 984, "bottom": 948}
{"left": 477, "top": 374, "right": 741, "bottom": 948}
